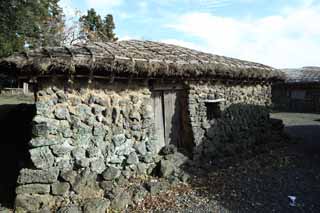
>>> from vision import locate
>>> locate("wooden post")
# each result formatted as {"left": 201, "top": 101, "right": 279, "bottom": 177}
{"left": 23, "top": 82, "right": 29, "bottom": 94}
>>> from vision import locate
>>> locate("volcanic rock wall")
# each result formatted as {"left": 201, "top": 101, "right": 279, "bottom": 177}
{"left": 14, "top": 79, "right": 163, "bottom": 212}
{"left": 188, "top": 82, "right": 274, "bottom": 160}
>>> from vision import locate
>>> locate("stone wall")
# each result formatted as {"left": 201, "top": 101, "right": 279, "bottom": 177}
{"left": 14, "top": 79, "right": 164, "bottom": 212}
{"left": 13, "top": 78, "right": 282, "bottom": 211}
{"left": 272, "top": 83, "right": 320, "bottom": 113}
{"left": 188, "top": 82, "right": 274, "bottom": 160}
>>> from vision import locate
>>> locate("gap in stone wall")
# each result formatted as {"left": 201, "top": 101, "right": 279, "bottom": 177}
{"left": 0, "top": 103, "right": 35, "bottom": 208}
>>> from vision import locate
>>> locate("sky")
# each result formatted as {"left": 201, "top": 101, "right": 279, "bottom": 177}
{"left": 59, "top": 0, "right": 320, "bottom": 69}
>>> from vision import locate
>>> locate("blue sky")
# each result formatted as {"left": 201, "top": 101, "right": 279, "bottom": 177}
{"left": 60, "top": 0, "right": 320, "bottom": 68}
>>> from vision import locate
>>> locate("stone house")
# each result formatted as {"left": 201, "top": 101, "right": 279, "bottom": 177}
{"left": 0, "top": 40, "right": 284, "bottom": 211}
{"left": 272, "top": 66, "right": 320, "bottom": 113}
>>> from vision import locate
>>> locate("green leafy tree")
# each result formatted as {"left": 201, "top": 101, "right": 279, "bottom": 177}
{"left": 80, "top": 9, "right": 117, "bottom": 42}
{"left": 0, "top": 0, "right": 65, "bottom": 57}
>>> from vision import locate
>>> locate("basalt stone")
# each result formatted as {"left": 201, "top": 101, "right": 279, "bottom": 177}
{"left": 141, "top": 105, "right": 153, "bottom": 119}
{"left": 58, "top": 120, "right": 71, "bottom": 132}
{"left": 45, "top": 87, "right": 54, "bottom": 95}
{"left": 92, "top": 105, "right": 105, "bottom": 115}
{"left": 129, "top": 110, "right": 141, "bottom": 121}
{"left": 18, "top": 168, "right": 59, "bottom": 184}
{"left": 90, "top": 158, "right": 106, "bottom": 174}
{"left": 69, "top": 96, "right": 82, "bottom": 106}
{"left": 32, "top": 122, "right": 49, "bottom": 137}
{"left": 160, "top": 144, "right": 177, "bottom": 155}
{"left": 99, "top": 180, "right": 115, "bottom": 191}
{"left": 73, "top": 170, "right": 103, "bottom": 199}
{"left": 159, "top": 159, "right": 175, "bottom": 178}
{"left": 145, "top": 181, "right": 170, "bottom": 195}
{"left": 108, "top": 155, "right": 126, "bottom": 164}
{"left": 121, "top": 169, "right": 132, "bottom": 179}
{"left": 35, "top": 102, "right": 52, "bottom": 115}
{"left": 86, "top": 146, "right": 102, "bottom": 158}
{"left": 84, "top": 116, "right": 96, "bottom": 127}
{"left": 75, "top": 158, "right": 90, "bottom": 168}
{"left": 93, "top": 124, "right": 106, "bottom": 137}
{"left": 142, "top": 119, "right": 152, "bottom": 129}
{"left": 110, "top": 191, "right": 132, "bottom": 210}
{"left": 83, "top": 198, "right": 110, "bottom": 213}
{"left": 30, "top": 146, "right": 55, "bottom": 169}
{"left": 132, "top": 131, "right": 141, "bottom": 140}
{"left": 136, "top": 163, "right": 148, "bottom": 175}
{"left": 51, "top": 140, "right": 73, "bottom": 157}
{"left": 72, "top": 147, "right": 86, "bottom": 160}
{"left": 126, "top": 152, "right": 139, "bottom": 165}
{"left": 15, "top": 184, "right": 50, "bottom": 195}
{"left": 112, "top": 134, "right": 126, "bottom": 146}
{"left": 29, "top": 136, "right": 62, "bottom": 148}
{"left": 131, "top": 185, "right": 148, "bottom": 204}
{"left": 164, "top": 152, "right": 189, "bottom": 167}
{"left": 60, "top": 170, "right": 77, "bottom": 185}
{"left": 95, "top": 96, "right": 109, "bottom": 106}
{"left": 56, "top": 91, "right": 67, "bottom": 102}
{"left": 33, "top": 117, "right": 60, "bottom": 135}
{"left": 114, "top": 139, "right": 134, "bottom": 156}
{"left": 73, "top": 134, "right": 91, "bottom": 148}
{"left": 51, "top": 182, "right": 70, "bottom": 196}
{"left": 117, "top": 175, "right": 130, "bottom": 187}
{"left": 57, "top": 205, "right": 82, "bottom": 213}
{"left": 62, "top": 129, "right": 73, "bottom": 138}
{"left": 134, "top": 141, "right": 147, "bottom": 156}
{"left": 15, "top": 194, "right": 55, "bottom": 212}
{"left": 55, "top": 156, "right": 73, "bottom": 173}
{"left": 141, "top": 153, "right": 154, "bottom": 163}
{"left": 55, "top": 106, "right": 70, "bottom": 120}
{"left": 146, "top": 139, "right": 164, "bottom": 154}
{"left": 102, "top": 166, "right": 121, "bottom": 181}
{"left": 74, "top": 104, "right": 92, "bottom": 121}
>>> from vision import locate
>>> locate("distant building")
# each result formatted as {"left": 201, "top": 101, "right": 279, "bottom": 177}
{"left": 272, "top": 67, "right": 320, "bottom": 113}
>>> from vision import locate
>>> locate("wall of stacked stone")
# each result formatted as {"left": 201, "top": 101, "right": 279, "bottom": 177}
{"left": 188, "top": 81, "right": 273, "bottom": 160}
{"left": 14, "top": 79, "right": 165, "bottom": 212}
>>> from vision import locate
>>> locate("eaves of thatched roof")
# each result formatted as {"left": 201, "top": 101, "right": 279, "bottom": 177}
{"left": 282, "top": 67, "right": 320, "bottom": 84}
{"left": 0, "top": 40, "right": 284, "bottom": 81}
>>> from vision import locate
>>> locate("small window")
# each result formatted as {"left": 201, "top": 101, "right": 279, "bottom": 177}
{"left": 205, "top": 102, "right": 221, "bottom": 120}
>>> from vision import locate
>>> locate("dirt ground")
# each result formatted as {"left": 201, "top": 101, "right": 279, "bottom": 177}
{"left": 271, "top": 113, "right": 320, "bottom": 151}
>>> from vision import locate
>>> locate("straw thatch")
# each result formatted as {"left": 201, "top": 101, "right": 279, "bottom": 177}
{"left": 282, "top": 67, "right": 320, "bottom": 84}
{"left": 0, "top": 40, "right": 284, "bottom": 81}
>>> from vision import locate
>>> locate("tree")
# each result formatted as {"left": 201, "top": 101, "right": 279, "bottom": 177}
{"left": 101, "top": 14, "right": 118, "bottom": 42}
{"left": 0, "top": 0, "right": 65, "bottom": 57}
{"left": 79, "top": 8, "right": 117, "bottom": 42}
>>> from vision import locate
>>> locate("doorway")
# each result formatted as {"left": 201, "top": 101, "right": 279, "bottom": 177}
{"left": 152, "top": 86, "right": 193, "bottom": 152}
{"left": 0, "top": 102, "right": 35, "bottom": 208}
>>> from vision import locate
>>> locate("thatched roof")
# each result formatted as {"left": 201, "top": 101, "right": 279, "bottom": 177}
{"left": 0, "top": 40, "right": 284, "bottom": 81}
{"left": 282, "top": 67, "right": 320, "bottom": 83}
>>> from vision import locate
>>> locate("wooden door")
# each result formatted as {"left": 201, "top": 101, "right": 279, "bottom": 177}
{"left": 163, "top": 91, "right": 182, "bottom": 147}
{"left": 152, "top": 89, "right": 191, "bottom": 148}
{"left": 152, "top": 91, "right": 166, "bottom": 148}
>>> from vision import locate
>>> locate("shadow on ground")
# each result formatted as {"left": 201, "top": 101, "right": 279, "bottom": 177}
{"left": 0, "top": 104, "right": 35, "bottom": 208}
{"left": 179, "top": 123, "right": 320, "bottom": 212}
